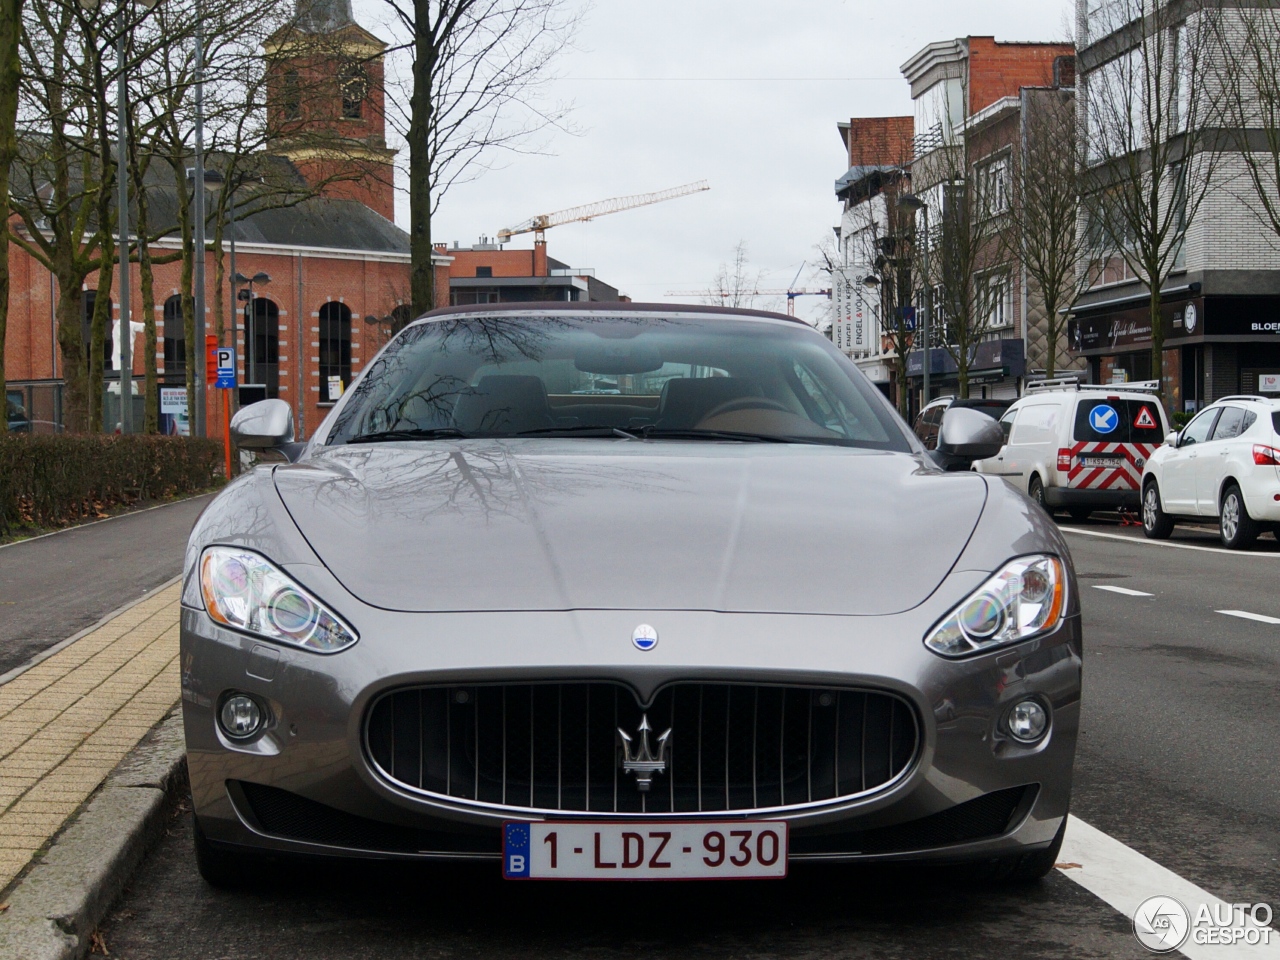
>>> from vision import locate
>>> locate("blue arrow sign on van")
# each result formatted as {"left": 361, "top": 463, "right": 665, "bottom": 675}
{"left": 1090, "top": 404, "right": 1119, "bottom": 434}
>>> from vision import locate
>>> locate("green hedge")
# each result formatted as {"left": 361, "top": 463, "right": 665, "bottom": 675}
{"left": 0, "top": 434, "right": 223, "bottom": 534}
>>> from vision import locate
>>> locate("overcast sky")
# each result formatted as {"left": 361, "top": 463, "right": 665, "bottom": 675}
{"left": 361, "top": 0, "right": 1074, "bottom": 325}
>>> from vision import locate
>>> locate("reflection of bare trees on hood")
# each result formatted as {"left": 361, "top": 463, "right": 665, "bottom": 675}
{"left": 294, "top": 440, "right": 676, "bottom": 529}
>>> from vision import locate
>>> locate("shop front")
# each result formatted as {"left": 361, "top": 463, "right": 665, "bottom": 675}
{"left": 1067, "top": 291, "right": 1280, "bottom": 414}
{"left": 905, "top": 338, "right": 1026, "bottom": 415}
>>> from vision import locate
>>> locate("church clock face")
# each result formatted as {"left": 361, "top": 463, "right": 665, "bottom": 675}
{"left": 340, "top": 64, "right": 370, "bottom": 118}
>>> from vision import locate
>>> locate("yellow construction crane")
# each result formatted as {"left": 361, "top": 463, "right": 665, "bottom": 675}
{"left": 497, "top": 180, "right": 710, "bottom": 243}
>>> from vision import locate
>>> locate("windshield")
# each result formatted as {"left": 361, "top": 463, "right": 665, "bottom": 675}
{"left": 326, "top": 313, "right": 913, "bottom": 451}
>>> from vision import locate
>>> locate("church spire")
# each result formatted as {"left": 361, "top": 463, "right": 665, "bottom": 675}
{"left": 296, "top": 0, "right": 355, "bottom": 34}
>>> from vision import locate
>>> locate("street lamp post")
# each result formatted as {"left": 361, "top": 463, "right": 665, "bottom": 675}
{"left": 897, "top": 193, "right": 932, "bottom": 411}
{"left": 85, "top": 0, "right": 161, "bottom": 432}
{"left": 192, "top": 11, "right": 208, "bottom": 437}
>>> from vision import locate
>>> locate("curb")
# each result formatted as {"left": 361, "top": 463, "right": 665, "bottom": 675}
{"left": 0, "top": 709, "right": 188, "bottom": 960}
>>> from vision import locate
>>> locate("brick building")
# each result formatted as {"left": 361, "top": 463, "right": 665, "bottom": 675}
{"left": 3, "top": 0, "right": 450, "bottom": 440}
{"left": 898, "top": 36, "right": 1074, "bottom": 406}
{"left": 833, "top": 38, "right": 1075, "bottom": 413}
{"left": 438, "top": 237, "right": 625, "bottom": 305}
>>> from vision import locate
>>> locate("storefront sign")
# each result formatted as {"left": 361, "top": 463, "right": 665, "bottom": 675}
{"left": 1261, "top": 374, "right": 1280, "bottom": 393}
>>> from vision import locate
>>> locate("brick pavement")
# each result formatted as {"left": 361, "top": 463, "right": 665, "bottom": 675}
{"left": 0, "top": 584, "right": 182, "bottom": 891}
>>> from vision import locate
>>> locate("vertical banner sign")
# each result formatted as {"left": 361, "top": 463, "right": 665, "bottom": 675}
{"left": 833, "top": 266, "right": 855, "bottom": 355}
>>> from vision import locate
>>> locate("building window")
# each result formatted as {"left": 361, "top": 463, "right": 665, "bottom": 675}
{"left": 339, "top": 64, "right": 368, "bottom": 120}
{"left": 162, "top": 295, "right": 185, "bottom": 375}
{"left": 976, "top": 156, "right": 1009, "bottom": 217}
{"left": 475, "top": 266, "right": 493, "bottom": 278}
{"left": 283, "top": 69, "right": 301, "bottom": 121}
{"left": 82, "top": 290, "right": 113, "bottom": 365}
{"left": 245, "top": 297, "right": 280, "bottom": 398}
{"left": 981, "top": 273, "right": 1014, "bottom": 331}
{"left": 318, "top": 301, "right": 352, "bottom": 401}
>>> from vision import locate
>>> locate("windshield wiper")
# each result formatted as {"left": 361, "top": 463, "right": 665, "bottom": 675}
{"left": 639, "top": 427, "right": 812, "bottom": 444}
{"left": 513, "top": 424, "right": 642, "bottom": 440}
{"left": 347, "top": 427, "right": 470, "bottom": 444}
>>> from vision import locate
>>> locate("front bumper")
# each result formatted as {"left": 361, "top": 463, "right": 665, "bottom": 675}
{"left": 181, "top": 599, "right": 1082, "bottom": 867}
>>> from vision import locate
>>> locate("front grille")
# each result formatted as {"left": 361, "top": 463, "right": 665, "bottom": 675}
{"left": 365, "top": 682, "right": 919, "bottom": 815}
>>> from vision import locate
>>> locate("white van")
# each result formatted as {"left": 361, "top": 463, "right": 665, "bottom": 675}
{"left": 973, "top": 379, "right": 1170, "bottom": 520}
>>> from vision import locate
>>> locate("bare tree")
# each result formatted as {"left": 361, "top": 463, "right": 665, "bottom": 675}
{"left": 1078, "top": 0, "right": 1227, "bottom": 399}
{"left": 0, "top": 0, "right": 22, "bottom": 433}
{"left": 374, "top": 0, "right": 579, "bottom": 316}
{"left": 1009, "top": 85, "right": 1091, "bottom": 379}
{"left": 914, "top": 121, "right": 1009, "bottom": 398}
{"left": 1219, "top": 7, "right": 1280, "bottom": 254}
{"left": 704, "top": 240, "right": 768, "bottom": 310}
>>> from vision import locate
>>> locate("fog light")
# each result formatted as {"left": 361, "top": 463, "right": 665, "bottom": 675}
{"left": 219, "top": 695, "right": 264, "bottom": 740}
{"left": 1007, "top": 699, "right": 1049, "bottom": 743}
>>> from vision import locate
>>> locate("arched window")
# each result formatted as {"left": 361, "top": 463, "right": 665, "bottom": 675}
{"left": 318, "top": 301, "right": 352, "bottom": 401}
{"left": 282, "top": 69, "right": 301, "bottom": 121}
{"left": 81, "top": 290, "right": 113, "bottom": 365}
{"left": 245, "top": 297, "right": 280, "bottom": 398}
{"left": 162, "top": 295, "right": 185, "bottom": 375}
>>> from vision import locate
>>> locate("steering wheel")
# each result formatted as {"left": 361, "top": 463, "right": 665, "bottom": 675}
{"left": 699, "top": 397, "right": 792, "bottom": 422}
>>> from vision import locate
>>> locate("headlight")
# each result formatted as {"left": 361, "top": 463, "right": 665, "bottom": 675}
{"left": 924, "top": 555, "right": 1066, "bottom": 658}
{"left": 199, "top": 546, "right": 358, "bottom": 653}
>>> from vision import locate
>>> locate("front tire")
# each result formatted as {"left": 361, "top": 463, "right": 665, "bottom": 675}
{"left": 1220, "top": 485, "right": 1260, "bottom": 549}
{"left": 1142, "top": 482, "right": 1174, "bottom": 539}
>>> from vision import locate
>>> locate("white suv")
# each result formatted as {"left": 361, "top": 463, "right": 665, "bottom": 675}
{"left": 1141, "top": 396, "right": 1280, "bottom": 548}
{"left": 973, "top": 379, "right": 1169, "bottom": 520}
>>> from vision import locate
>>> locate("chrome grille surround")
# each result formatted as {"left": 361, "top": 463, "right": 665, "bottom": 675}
{"left": 364, "top": 682, "right": 921, "bottom": 817}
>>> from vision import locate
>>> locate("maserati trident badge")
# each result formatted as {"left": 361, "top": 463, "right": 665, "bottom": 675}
{"left": 617, "top": 714, "right": 671, "bottom": 792}
{"left": 632, "top": 624, "right": 658, "bottom": 651}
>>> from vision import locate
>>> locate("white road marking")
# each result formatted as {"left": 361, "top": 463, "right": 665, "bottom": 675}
{"left": 1217, "top": 610, "right": 1280, "bottom": 625}
{"left": 1061, "top": 526, "right": 1280, "bottom": 557}
{"left": 1092, "top": 585, "right": 1154, "bottom": 597}
{"left": 1059, "top": 815, "right": 1280, "bottom": 958}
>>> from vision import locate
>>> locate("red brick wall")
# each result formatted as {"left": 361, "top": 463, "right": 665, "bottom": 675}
{"left": 966, "top": 39, "right": 1074, "bottom": 114}
{"left": 2, "top": 240, "right": 413, "bottom": 441}
{"left": 845, "top": 116, "right": 914, "bottom": 168}
{"left": 445, "top": 246, "right": 555, "bottom": 279}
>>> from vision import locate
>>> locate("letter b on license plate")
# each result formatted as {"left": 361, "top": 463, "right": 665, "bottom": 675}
{"left": 503, "top": 821, "right": 788, "bottom": 880}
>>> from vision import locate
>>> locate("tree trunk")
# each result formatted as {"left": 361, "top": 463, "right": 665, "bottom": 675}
{"left": 409, "top": 2, "right": 436, "bottom": 316}
{"left": 0, "top": 0, "right": 20, "bottom": 434}
{"left": 54, "top": 272, "right": 88, "bottom": 432}
{"left": 89, "top": 243, "right": 114, "bottom": 432}
{"left": 1149, "top": 286, "right": 1164, "bottom": 401}
{"left": 136, "top": 183, "right": 158, "bottom": 433}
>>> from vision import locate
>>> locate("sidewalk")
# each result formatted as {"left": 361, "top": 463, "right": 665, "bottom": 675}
{"left": 0, "top": 584, "right": 183, "bottom": 892}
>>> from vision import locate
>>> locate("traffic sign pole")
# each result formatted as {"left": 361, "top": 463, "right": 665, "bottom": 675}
{"left": 213, "top": 346, "right": 237, "bottom": 480}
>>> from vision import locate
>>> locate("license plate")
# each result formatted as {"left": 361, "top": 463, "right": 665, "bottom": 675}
{"left": 1079, "top": 456, "right": 1124, "bottom": 468}
{"left": 502, "top": 821, "right": 788, "bottom": 880}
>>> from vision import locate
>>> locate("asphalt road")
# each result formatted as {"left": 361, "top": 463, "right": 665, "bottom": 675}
{"left": 0, "top": 495, "right": 213, "bottom": 676}
{"left": 89, "top": 512, "right": 1280, "bottom": 959}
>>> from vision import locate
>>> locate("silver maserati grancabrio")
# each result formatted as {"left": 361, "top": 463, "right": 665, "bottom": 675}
{"left": 182, "top": 303, "right": 1080, "bottom": 885}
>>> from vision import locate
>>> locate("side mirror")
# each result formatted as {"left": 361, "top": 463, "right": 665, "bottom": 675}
{"left": 932, "top": 406, "right": 1005, "bottom": 471}
{"left": 231, "top": 399, "right": 298, "bottom": 463}
{"left": 1165, "top": 431, "right": 1179, "bottom": 447}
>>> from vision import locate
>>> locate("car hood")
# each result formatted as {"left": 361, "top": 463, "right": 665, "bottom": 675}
{"left": 273, "top": 440, "right": 987, "bottom": 615}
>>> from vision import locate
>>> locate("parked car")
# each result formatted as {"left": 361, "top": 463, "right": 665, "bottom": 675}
{"left": 913, "top": 395, "right": 1013, "bottom": 451}
{"left": 1141, "top": 395, "right": 1280, "bottom": 548}
{"left": 6, "top": 396, "right": 30, "bottom": 433}
{"left": 973, "top": 378, "right": 1170, "bottom": 521}
{"left": 182, "top": 303, "right": 1080, "bottom": 888}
